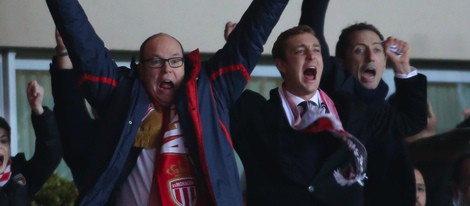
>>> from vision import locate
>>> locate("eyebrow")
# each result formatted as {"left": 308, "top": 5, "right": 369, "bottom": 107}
{"left": 293, "top": 43, "right": 321, "bottom": 50}
{"left": 373, "top": 41, "right": 383, "bottom": 46}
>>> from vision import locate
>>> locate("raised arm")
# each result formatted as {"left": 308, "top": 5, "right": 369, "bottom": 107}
{"left": 206, "top": 0, "right": 289, "bottom": 105}
{"left": 46, "top": 0, "right": 120, "bottom": 112}
{"left": 299, "top": 0, "right": 331, "bottom": 67}
{"left": 50, "top": 30, "right": 95, "bottom": 189}
{"left": 335, "top": 73, "right": 428, "bottom": 141}
{"left": 299, "top": 0, "right": 333, "bottom": 84}
{"left": 25, "top": 80, "right": 62, "bottom": 196}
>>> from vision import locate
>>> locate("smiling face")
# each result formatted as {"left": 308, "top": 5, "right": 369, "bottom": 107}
{"left": 138, "top": 34, "right": 185, "bottom": 107}
{"left": 341, "top": 30, "right": 386, "bottom": 89}
{"left": 0, "top": 128, "right": 10, "bottom": 174}
{"left": 276, "top": 32, "right": 323, "bottom": 100}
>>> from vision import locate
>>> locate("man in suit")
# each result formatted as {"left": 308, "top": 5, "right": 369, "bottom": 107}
{"left": 231, "top": 25, "right": 427, "bottom": 206}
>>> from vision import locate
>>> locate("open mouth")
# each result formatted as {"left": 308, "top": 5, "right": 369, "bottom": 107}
{"left": 361, "top": 67, "right": 376, "bottom": 82}
{"left": 159, "top": 80, "right": 175, "bottom": 89}
{"left": 304, "top": 67, "right": 317, "bottom": 81}
{"left": 0, "top": 155, "right": 4, "bottom": 166}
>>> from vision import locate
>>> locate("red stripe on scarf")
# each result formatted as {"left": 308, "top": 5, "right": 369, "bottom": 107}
{"left": 0, "top": 160, "right": 12, "bottom": 187}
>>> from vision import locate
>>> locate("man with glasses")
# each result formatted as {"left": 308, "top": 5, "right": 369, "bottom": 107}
{"left": 45, "top": 0, "right": 289, "bottom": 205}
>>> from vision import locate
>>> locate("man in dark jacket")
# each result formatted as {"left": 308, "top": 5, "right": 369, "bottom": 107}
{"left": 299, "top": 0, "right": 422, "bottom": 205}
{"left": 231, "top": 25, "right": 427, "bottom": 205}
{"left": 45, "top": 0, "right": 289, "bottom": 205}
{"left": 0, "top": 81, "right": 62, "bottom": 205}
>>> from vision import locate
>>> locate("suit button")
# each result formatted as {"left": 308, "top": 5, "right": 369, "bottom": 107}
{"left": 308, "top": 185, "right": 314, "bottom": 192}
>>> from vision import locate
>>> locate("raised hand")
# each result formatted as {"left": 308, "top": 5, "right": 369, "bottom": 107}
{"left": 224, "top": 21, "right": 237, "bottom": 41}
{"left": 27, "top": 80, "right": 45, "bottom": 115}
{"left": 55, "top": 29, "right": 73, "bottom": 69}
{"left": 383, "top": 36, "right": 413, "bottom": 75}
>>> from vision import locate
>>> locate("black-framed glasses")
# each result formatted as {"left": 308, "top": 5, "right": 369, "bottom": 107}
{"left": 142, "top": 57, "right": 184, "bottom": 68}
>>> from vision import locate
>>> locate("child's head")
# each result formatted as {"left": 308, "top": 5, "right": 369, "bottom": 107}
{"left": 0, "top": 117, "right": 11, "bottom": 174}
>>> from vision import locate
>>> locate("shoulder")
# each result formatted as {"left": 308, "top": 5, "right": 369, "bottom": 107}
{"left": 11, "top": 153, "right": 27, "bottom": 171}
{"left": 240, "top": 89, "right": 266, "bottom": 102}
{"left": 233, "top": 89, "right": 266, "bottom": 112}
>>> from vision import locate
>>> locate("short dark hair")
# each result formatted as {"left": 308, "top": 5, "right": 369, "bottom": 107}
{"left": 335, "top": 22, "right": 384, "bottom": 59}
{"left": 139, "top": 33, "right": 184, "bottom": 63}
{"left": 0, "top": 117, "right": 11, "bottom": 141}
{"left": 272, "top": 25, "right": 316, "bottom": 61}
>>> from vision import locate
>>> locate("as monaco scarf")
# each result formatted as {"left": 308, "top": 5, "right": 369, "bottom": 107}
{"left": 137, "top": 105, "right": 206, "bottom": 206}
{"left": 279, "top": 87, "right": 368, "bottom": 186}
{"left": 0, "top": 160, "right": 12, "bottom": 187}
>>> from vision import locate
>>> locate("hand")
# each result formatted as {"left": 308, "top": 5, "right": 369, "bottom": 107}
{"left": 55, "top": 29, "right": 73, "bottom": 69}
{"left": 224, "top": 21, "right": 237, "bottom": 41}
{"left": 55, "top": 28, "right": 67, "bottom": 54}
{"left": 383, "top": 36, "right": 413, "bottom": 75}
{"left": 27, "top": 80, "right": 44, "bottom": 115}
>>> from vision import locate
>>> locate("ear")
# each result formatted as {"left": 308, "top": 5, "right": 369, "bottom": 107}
{"left": 275, "top": 59, "right": 287, "bottom": 76}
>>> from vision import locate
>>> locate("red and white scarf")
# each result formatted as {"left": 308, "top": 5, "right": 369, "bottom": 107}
{"left": 0, "top": 160, "right": 12, "bottom": 187}
{"left": 279, "top": 87, "right": 368, "bottom": 186}
{"left": 142, "top": 105, "right": 206, "bottom": 206}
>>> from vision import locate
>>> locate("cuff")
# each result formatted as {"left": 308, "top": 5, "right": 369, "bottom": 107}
{"left": 395, "top": 68, "right": 418, "bottom": 79}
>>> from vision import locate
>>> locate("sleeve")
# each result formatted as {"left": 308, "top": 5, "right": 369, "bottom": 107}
{"left": 206, "top": 0, "right": 289, "bottom": 107}
{"left": 25, "top": 107, "right": 63, "bottom": 196}
{"left": 299, "top": 0, "right": 331, "bottom": 72}
{"left": 374, "top": 74, "right": 429, "bottom": 139}
{"left": 299, "top": 0, "right": 335, "bottom": 91}
{"left": 334, "top": 74, "right": 428, "bottom": 141}
{"left": 230, "top": 90, "right": 267, "bottom": 150}
{"left": 50, "top": 60, "right": 95, "bottom": 185}
{"left": 456, "top": 117, "right": 470, "bottom": 128}
{"left": 46, "top": 0, "right": 120, "bottom": 112}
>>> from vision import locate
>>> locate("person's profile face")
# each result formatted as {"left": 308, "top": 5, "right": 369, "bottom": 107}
{"left": 0, "top": 128, "right": 11, "bottom": 174}
{"left": 277, "top": 33, "right": 323, "bottom": 100}
{"left": 414, "top": 169, "right": 426, "bottom": 206}
{"left": 341, "top": 30, "right": 386, "bottom": 89}
{"left": 138, "top": 34, "right": 185, "bottom": 107}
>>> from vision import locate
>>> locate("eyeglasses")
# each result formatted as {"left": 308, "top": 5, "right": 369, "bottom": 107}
{"left": 142, "top": 57, "right": 184, "bottom": 68}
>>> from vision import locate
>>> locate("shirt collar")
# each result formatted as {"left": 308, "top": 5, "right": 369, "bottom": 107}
{"left": 284, "top": 89, "right": 321, "bottom": 106}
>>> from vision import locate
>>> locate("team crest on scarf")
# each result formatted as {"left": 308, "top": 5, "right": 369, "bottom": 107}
{"left": 169, "top": 177, "right": 197, "bottom": 206}
{"left": 155, "top": 111, "right": 205, "bottom": 206}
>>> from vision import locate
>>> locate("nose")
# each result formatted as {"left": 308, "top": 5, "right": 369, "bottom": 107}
{"left": 366, "top": 48, "right": 377, "bottom": 62}
{"left": 306, "top": 49, "right": 316, "bottom": 61}
{"left": 162, "top": 61, "right": 172, "bottom": 73}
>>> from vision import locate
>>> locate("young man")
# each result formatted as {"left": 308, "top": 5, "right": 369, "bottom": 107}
{"left": 231, "top": 25, "right": 427, "bottom": 205}
{"left": 0, "top": 81, "right": 62, "bottom": 205}
{"left": 299, "top": 1, "right": 423, "bottom": 205}
{"left": 45, "top": 0, "right": 289, "bottom": 205}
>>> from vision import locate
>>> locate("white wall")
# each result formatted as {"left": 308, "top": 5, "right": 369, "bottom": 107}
{"left": 1, "top": 0, "right": 470, "bottom": 60}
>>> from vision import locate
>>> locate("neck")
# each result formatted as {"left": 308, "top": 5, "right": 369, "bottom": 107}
{"left": 282, "top": 84, "right": 318, "bottom": 101}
